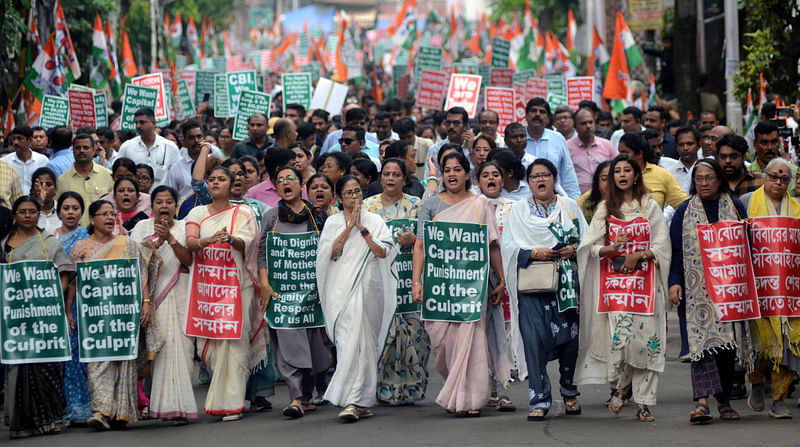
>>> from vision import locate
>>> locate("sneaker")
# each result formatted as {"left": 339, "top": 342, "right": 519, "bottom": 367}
{"left": 729, "top": 383, "right": 747, "bottom": 400}
{"left": 251, "top": 396, "right": 272, "bottom": 412}
{"left": 769, "top": 400, "right": 792, "bottom": 419}
{"left": 221, "top": 413, "right": 243, "bottom": 422}
{"left": 748, "top": 383, "right": 765, "bottom": 412}
{"left": 338, "top": 405, "right": 359, "bottom": 422}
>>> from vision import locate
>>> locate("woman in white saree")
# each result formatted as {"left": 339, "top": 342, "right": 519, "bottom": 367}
{"left": 130, "top": 186, "right": 198, "bottom": 423}
{"left": 317, "top": 175, "right": 397, "bottom": 422}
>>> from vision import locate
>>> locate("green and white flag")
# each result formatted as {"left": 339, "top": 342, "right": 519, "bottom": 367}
{"left": 90, "top": 14, "right": 111, "bottom": 91}
{"left": 0, "top": 261, "right": 71, "bottom": 364}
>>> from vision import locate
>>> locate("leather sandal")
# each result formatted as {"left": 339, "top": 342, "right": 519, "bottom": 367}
{"left": 689, "top": 403, "right": 712, "bottom": 424}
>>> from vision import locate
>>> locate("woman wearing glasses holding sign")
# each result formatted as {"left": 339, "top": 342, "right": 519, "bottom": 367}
{"left": 316, "top": 174, "right": 396, "bottom": 422}
{"left": 1, "top": 196, "right": 73, "bottom": 438}
{"left": 257, "top": 166, "right": 330, "bottom": 419}
{"left": 576, "top": 154, "right": 670, "bottom": 423}
{"left": 502, "top": 159, "right": 587, "bottom": 421}
{"left": 668, "top": 159, "right": 750, "bottom": 424}
{"left": 362, "top": 158, "right": 431, "bottom": 406}
{"left": 411, "top": 152, "right": 505, "bottom": 417}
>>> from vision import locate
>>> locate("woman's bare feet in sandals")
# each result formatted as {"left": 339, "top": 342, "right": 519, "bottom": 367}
{"left": 636, "top": 404, "right": 655, "bottom": 422}
{"left": 564, "top": 397, "right": 581, "bottom": 415}
{"left": 608, "top": 387, "right": 628, "bottom": 416}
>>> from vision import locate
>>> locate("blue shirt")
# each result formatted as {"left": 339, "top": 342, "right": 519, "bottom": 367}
{"left": 525, "top": 128, "right": 581, "bottom": 199}
{"left": 321, "top": 129, "right": 380, "bottom": 154}
{"left": 48, "top": 149, "right": 75, "bottom": 178}
{"left": 327, "top": 139, "right": 380, "bottom": 159}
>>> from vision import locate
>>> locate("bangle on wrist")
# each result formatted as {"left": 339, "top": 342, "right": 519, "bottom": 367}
{"left": 360, "top": 228, "right": 370, "bottom": 237}
{"left": 143, "top": 299, "right": 151, "bottom": 303}
{"left": 532, "top": 248, "right": 538, "bottom": 259}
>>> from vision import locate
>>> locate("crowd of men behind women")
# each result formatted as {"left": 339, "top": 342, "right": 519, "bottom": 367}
{"left": 2, "top": 94, "right": 800, "bottom": 438}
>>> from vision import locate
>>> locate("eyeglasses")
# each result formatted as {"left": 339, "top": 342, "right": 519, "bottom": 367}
{"left": 717, "top": 153, "right": 741, "bottom": 161}
{"left": 554, "top": 115, "right": 572, "bottom": 121}
{"left": 767, "top": 173, "right": 792, "bottom": 185}
{"left": 479, "top": 120, "right": 497, "bottom": 126}
{"left": 443, "top": 120, "right": 463, "bottom": 127}
{"left": 339, "top": 138, "right": 358, "bottom": 146}
{"left": 529, "top": 173, "right": 553, "bottom": 180}
{"left": 693, "top": 175, "right": 717, "bottom": 184}
{"left": 15, "top": 209, "right": 38, "bottom": 216}
{"left": 137, "top": 176, "right": 152, "bottom": 182}
{"left": 95, "top": 212, "right": 118, "bottom": 218}
{"left": 341, "top": 189, "right": 362, "bottom": 197}
{"left": 276, "top": 174, "right": 298, "bottom": 184}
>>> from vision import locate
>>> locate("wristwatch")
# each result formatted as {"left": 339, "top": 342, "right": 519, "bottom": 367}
{"left": 227, "top": 234, "right": 234, "bottom": 244}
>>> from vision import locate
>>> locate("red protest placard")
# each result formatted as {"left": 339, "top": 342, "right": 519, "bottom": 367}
{"left": 698, "top": 221, "right": 760, "bottom": 322}
{"left": 598, "top": 216, "right": 655, "bottom": 315}
{"left": 526, "top": 78, "right": 548, "bottom": 101}
{"left": 444, "top": 74, "right": 482, "bottom": 117}
{"left": 68, "top": 88, "right": 97, "bottom": 128}
{"left": 751, "top": 216, "right": 800, "bottom": 317}
{"left": 131, "top": 73, "right": 169, "bottom": 123}
{"left": 416, "top": 70, "right": 449, "bottom": 109}
{"left": 485, "top": 87, "right": 515, "bottom": 135}
{"left": 567, "top": 77, "right": 595, "bottom": 110}
{"left": 185, "top": 242, "right": 243, "bottom": 339}
{"left": 490, "top": 68, "right": 513, "bottom": 88}
{"left": 513, "top": 82, "right": 527, "bottom": 123}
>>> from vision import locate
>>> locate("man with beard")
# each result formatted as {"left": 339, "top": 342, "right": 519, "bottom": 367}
{"left": 117, "top": 108, "right": 180, "bottom": 187}
{"left": 424, "top": 106, "right": 474, "bottom": 177}
{"left": 165, "top": 120, "right": 225, "bottom": 198}
{"left": 749, "top": 122, "right": 796, "bottom": 195}
{"left": 30, "top": 126, "right": 52, "bottom": 157}
{"left": 644, "top": 105, "right": 678, "bottom": 159}
{"left": 524, "top": 98, "right": 580, "bottom": 198}
{"left": 477, "top": 109, "right": 504, "bottom": 147}
{"left": 567, "top": 108, "right": 617, "bottom": 193}
{"left": 55, "top": 134, "right": 114, "bottom": 225}
{"left": 666, "top": 126, "right": 700, "bottom": 193}
{"left": 716, "top": 134, "right": 763, "bottom": 197}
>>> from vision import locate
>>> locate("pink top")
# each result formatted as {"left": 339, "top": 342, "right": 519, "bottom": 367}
{"left": 566, "top": 135, "right": 617, "bottom": 194}
{"left": 244, "top": 178, "right": 308, "bottom": 208}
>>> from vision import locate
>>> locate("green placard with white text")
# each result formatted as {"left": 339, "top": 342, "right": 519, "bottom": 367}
{"left": 232, "top": 90, "right": 271, "bottom": 141}
{"left": 387, "top": 219, "right": 419, "bottom": 314}
{"left": 120, "top": 85, "right": 158, "bottom": 130}
{"left": 39, "top": 95, "right": 70, "bottom": 128}
{"left": 226, "top": 70, "right": 258, "bottom": 117}
{"left": 281, "top": 73, "right": 312, "bottom": 112}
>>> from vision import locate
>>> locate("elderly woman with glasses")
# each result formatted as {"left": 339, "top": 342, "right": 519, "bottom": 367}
{"left": 741, "top": 157, "right": 800, "bottom": 419}
{"left": 316, "top": 175, "right": 396, "bottom": 422}
{"left": 669, "top": 158, "right": 751, "bottom": 424}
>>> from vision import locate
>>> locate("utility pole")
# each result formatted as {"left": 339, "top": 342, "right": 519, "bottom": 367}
{"left": 150, "top": 0, "right": 158, "bottom": 71}
{"left": 674, "top": 0, "right": 699, "bottom": 119}
{"left": 724, "top": 0, "right": 742, "bottom": 133}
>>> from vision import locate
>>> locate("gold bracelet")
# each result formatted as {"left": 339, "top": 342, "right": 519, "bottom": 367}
{"left": 413, "top": 281, "right": 422, "bottom": 286}
{"left": 532, "top": 248, "right": 538, "bottom": 259}
{"left": 144, "top": 299, "right": 151, "bottom": 303}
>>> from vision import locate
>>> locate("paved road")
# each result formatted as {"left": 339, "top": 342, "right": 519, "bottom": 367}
{"left": 3, "top": 315, "right": 800, "bottom": 446}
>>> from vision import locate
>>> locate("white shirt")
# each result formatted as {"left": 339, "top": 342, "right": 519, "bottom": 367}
{"left": 117, "top": 134, "right": 180, "bottom": 187}
{"left": 610, "top": 125, "right": 647, "bottom": 149}
{"left": 2, "top": 150, "right": 49, "bottom": 194}
{"left": 165, "top": 146, "right": 225, "bottom": 199}
{"left": 38, "top": 208, "right": 61, "bottom": 234}
{"left": 666, "top": 159, "right": 696, "bottom": 194}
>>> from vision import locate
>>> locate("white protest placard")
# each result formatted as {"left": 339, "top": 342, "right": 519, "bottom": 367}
{"left": 566, "top": 76, "right": 595, "bottom": 110}
{"left": 310, "top": 78, "right": 347, "bottom": 116}
{"left": 485, "top": 87, "right": 515, "bottom": 135}
{"left": 39, "top": 95, "right": 70, "bottom": 128}
{"left": 444, "top": 74, "right": 482, "bottom": 117}
{"left": 232, "top": 90, "right": 271, "bottom": 141}
{"left": 131, "top": 73, "right": 170, "bottom": 126}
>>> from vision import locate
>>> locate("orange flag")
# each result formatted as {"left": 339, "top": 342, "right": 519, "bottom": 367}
{"left": 602, "top": 13, "right": 630, "bottom": 100}
{"left": 120, "top": 28, "right": 138, "bottom": 78}
{"left": 334, "top": 16, "right": 348, "bottom": 82}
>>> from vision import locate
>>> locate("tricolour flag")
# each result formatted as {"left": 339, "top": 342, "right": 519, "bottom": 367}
{"left": 616, "top": 12, "right": 643, "bottom": 69}
{"left": 603, "top": 12, "right": 631, "bottom": 103}
{"left": 513, "top": 0, "right": 545, "bottom": 71}
{"left": 55, "top": 0, "right": 81, "bottom": 80}
{"left": 90, "top": 13, "right": 111, "bottom": 90}
{"left": 120, "top": 28, "right": 138, "bottom": 78}
{"left": 744, "top": 88, "right": 757, "bottom": 141}
{"left": 187, "top": 16, "right": 201, "bottom": 63}
{"left": 567, "top": 10, "right": 577, "bottom": 51}
{"left": 24, "top": 34, "right": 68, "bottom": 99}
{"left": 2, "top": 100, "right": 15, "bottom": 137}
{"left": 170, "top": 13, "right": 183, "bottom": 51}
{"left": 758, "top": 72, "right": 767, "bottom": 111}
{"left": 105, "top": 20, "right": 123, "bottom": 98}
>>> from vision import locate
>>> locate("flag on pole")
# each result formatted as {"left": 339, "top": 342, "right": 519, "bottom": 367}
{"left": 552, "top": 32, "right": 577, "bottom": 76}
{"left": 24, "top": 33, "right": 68, "bottom": 99}
{"left": 387, "top": 0, "right": 416, "bottom": 36}
{"left": 55, "top": 0, "right": 81, "bottom": 81}
{"left": 758, "top": 72, "right": 767, "bottom": 111}
{"left": 646, "top": 73, "right": 657, "bottom": 106}
{"left": 120, "top": 28, "right": 138, "bottom": 78}
{"left": 567, "top": 10, "right": 577, "bottom": 51}
{"left": 616, "top": 12, "right": 643, "bottom": 69}
{"left": 105, "top": 20, "right": 123, "bottom": 98}
{"left": 334, "top": 15, "right": 348, "bottom": 82}
{"left": 223, "top": 30, "right": 232, "bottom": 58}
{"left": 513, "top": 0, "right": 545, "bottom": 72}
{"left": 2, "top": 100, "right": 14, "bottom": 137}
{"left": 603, "top": 13, "right": 631, "bottom": 103}
{"left": 187, "top": 16, "right": 201, "bottom": 63}
{"left": 170, "top": 13, "right": 183, "bottom": 52}
{"left": 744, "top": 88, "right": 757, "bottom": 140}
{"left": 586, "top": 26, "right": 610, "bottom": 77}
{"left": 90, "top": 13, "right": 111, "bottom": 90}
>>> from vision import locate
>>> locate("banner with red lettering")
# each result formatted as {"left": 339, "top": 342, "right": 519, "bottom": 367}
{"left": 485, "top": 87, "right": 515, "bottom": 135}
{"left": 444, "top": 74, "right": 482, "bottom": 117}
{"left": 698, "top": 221, "right": 760, "bottom": 321}
{"left": 526, "top": 78, "right": 548, "bottom": 101}
{"left": 415, "top": 70, "right": 449, "bottom": 109}
{"left": 566, "top": 77, "right": 594, "bottom": 110}
{"left": 750, "top": 216, "right": 800, "bottom": 317}
{"left": 513, "top": 82, "right": 527, "bottom": 124}
{"left": 131, "top": 73, "right": 170, "bottom": 126}
{"left": 598, "top": 216, "right": 655, "bottom": 315}
{"left": 185, "top": 243, "right": 243, "bottom": 339}
{"left": 68, "top": 88, "right": 97, "bottom": 129}
{"left": 490, "top": 68, "right": 513, "bottom": 88}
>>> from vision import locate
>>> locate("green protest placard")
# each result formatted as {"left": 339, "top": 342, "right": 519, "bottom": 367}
{"left": 491, "top": 37, "right": 511, "bottom": 68}
{"left": 421, "top": 221, "right": 489, "bottom": 322}
{"left": 302, "top": 61, "right": 322, "bottom": 82}
{"left": 264, "top": 232, "right": 325, "bottom": 329}
{"left": 176, "top": 79, "right": 195, "bottom": 119}
{"left": 547, "top": 93, "right": 568, "bottom": 107}
{"left": 232, "top": 90, "right": 271, "bottom": 141}
{"left": 1, "top": 261, "right": 70, "bottom": 364}
{"left": 212, "top": 56, "right": 227, "bottom": 71}
{"left": 195, "top": 70, "right": 217, "bottom": 106}
{"left": 214, "top": 73, "right": 230, "bottom": 118}
{"left": 512, "top": 69, "right": 537, "bottom": 84}
{"left": 416, "top": 46, "right": 442, "bottom": 80}
{"left": 479, "top": 64, "right": 491, "bottom": 90}
{"left": 94, "top": 92, "right": 108, "bottom": 128}
{"left": 387, "top": 219, "right": 419, "bottom": 314}
{"left": 39, "top": 95, "right": 70, "bottom": 128}
{"left": 76, "top": 258, "right": 142, "bottom": 362}
{"left": 543, "top": 75, "right": 566, "bottom": 97}
{"left": 226, "top": 70, "right": 258, "bottom": 116}
{"left": 281, "top": 73, "right": 312, "bottom": 112}
{"left": 120, "top": 84, "right": 158, "bottom": 130}
{"left": 454, "top": 60, "right": 479, "bottom": 75}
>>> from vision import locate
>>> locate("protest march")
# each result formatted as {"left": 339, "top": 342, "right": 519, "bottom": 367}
{"left": 0, "top": 0, "right": 800, "bottom": 440}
